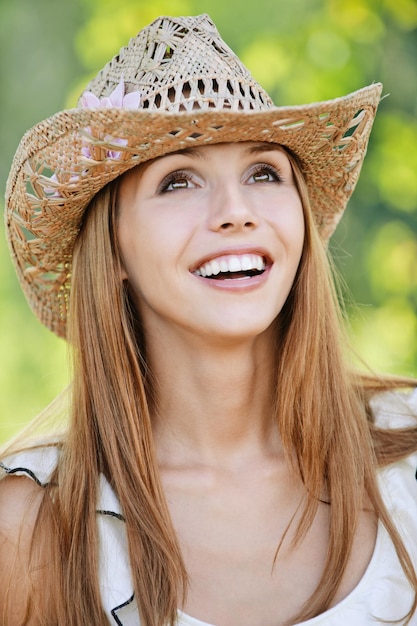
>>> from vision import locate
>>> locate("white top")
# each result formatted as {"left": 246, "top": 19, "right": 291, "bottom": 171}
{"left": 1, "top": 389, "right": 417, "bottom": 625}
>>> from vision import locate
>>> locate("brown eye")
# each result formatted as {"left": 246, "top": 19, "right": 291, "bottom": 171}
{"left": 169, "top": 178, "right": 189, "bottom": 190}
{"left": 158, "top": 170, "right": 196, "bottom": 193}
{"left": 253, "top": 171, "right": 272, "bottom": 183}
{"left": 247, "top": 164, "right": 283, "bottom": 184}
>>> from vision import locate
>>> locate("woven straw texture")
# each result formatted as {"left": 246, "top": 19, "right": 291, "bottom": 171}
{"left": 5, "top": 14, "right": 383, "bottom": 338}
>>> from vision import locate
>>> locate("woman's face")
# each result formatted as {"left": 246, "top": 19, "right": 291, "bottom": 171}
{"left": 118, "top": 142, "right": 305, "bottom": 344}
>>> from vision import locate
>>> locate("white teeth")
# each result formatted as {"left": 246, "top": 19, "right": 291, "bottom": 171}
{"left": 194, "top": 254, "right": 266, "bottom": 277}
{"left": 228, "top": 256, "right": 242, "bottom": 272}
{"left": 255, "top": 256, "right": 264, "bottom": 271}
{"left": 241, "top": 255, "right": 252, "bottom": 271}
{"left": 211, "top": 259, "right": 220, "bottom": 275}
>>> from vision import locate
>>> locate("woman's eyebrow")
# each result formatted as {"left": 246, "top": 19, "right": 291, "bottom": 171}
{"left": 244, "top": 143, "right": 283, "bottom": 155}
{"left": 136, "top": 146, "right": 206, "bottom": 176}
{"left": 159, "top": 146, "right": 208, "bottom": 159}
{"left": 143, "top": 144, "right": 283, "bottom": 175}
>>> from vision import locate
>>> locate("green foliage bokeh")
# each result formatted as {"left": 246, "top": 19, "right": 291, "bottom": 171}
{"left": 0, "top": 0, "right": 416, "bottom": 442}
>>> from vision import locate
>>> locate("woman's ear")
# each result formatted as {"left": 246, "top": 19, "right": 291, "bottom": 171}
{"left": 117, "top": 239, "right": 129, "bottom": 281}
{"left": 120, "top": 263, "right": 129, "bottom": 282}
{"left": 117, "top": 235, "right": 129, "bottom": 281}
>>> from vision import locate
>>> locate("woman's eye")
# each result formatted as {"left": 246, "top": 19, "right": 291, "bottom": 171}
{"left": 158, "top": 171, "right": 196, "bottom": 193}
{"left": 247, "top": 164, "right": 283, "bottom": 184}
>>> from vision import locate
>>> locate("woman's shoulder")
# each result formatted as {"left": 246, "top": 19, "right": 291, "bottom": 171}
{"left": 370, "top": 386, "right": 417, "bottom": 430}
{"left": 371, "top": 388, "right": 417, "bottom": 538}
{"left": 0, "top": 471, "right": 45, "bottom": 562}
{"left": 0, "top": 443, "right": 60, "bottom": 486}
{"left": 0, "top": 447, "right": 52, "bottom": 626}
{"left": 0, "top": 442, "right": 59, "bottom": 542}
{"left": 0, "top": 441, "right": 134, "bottom": 624}
{"left": 0, "top": 461, "right": 46, "bottom": 540}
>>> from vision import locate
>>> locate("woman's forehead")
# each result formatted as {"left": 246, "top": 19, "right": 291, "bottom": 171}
{"left": 134, "top": 142, "right": 290, "bottom": 176}
{"left": 157, "top": 141, "right": 287, "bottom": 160}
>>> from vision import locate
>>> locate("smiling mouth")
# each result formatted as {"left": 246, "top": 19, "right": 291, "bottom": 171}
{"left": 193, "top": 254, "right": 267, "bottom": 280}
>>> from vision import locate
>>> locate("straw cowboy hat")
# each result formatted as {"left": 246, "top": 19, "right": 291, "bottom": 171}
{"left": 5, "top": 13, "right": 382, "bottom": 339}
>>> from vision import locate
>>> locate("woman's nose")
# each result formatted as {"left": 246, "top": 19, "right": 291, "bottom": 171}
{"left": 207, "top": 182, "right": 259, "bottom": 233}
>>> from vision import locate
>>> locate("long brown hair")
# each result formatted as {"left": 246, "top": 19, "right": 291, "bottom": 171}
{"left": 4, "top": 148, "right": 417, "bottom": 625}
{"left": 275, "top": 153, "right": 417, "bottom": 620}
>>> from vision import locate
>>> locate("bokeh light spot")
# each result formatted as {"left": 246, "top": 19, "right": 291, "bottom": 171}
{"left": 307, "top": 30, "right": 351, "bottom": 69}
{"left": 366, "top": 221, "right": 417, "bottom": 298}
{"left": 242, "top": 39, "right": 291, "bottom": 93}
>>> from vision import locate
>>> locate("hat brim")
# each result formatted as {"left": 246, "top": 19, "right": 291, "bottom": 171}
{"left": 5, "top": 82, "right": 382, "bottom": 338}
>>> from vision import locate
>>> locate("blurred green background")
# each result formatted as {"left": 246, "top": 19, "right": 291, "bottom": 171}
{"left": 0, "top": 0, "right": 416, "bottom": 443}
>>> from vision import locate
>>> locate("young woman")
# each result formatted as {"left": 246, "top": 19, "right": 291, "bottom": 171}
{"left": 1, "top": 13, "right": 417, "bottom": 626}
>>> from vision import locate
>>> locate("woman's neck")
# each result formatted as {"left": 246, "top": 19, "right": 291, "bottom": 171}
{"left": 148, "top": 327, "right": 281, "bottom": 469}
